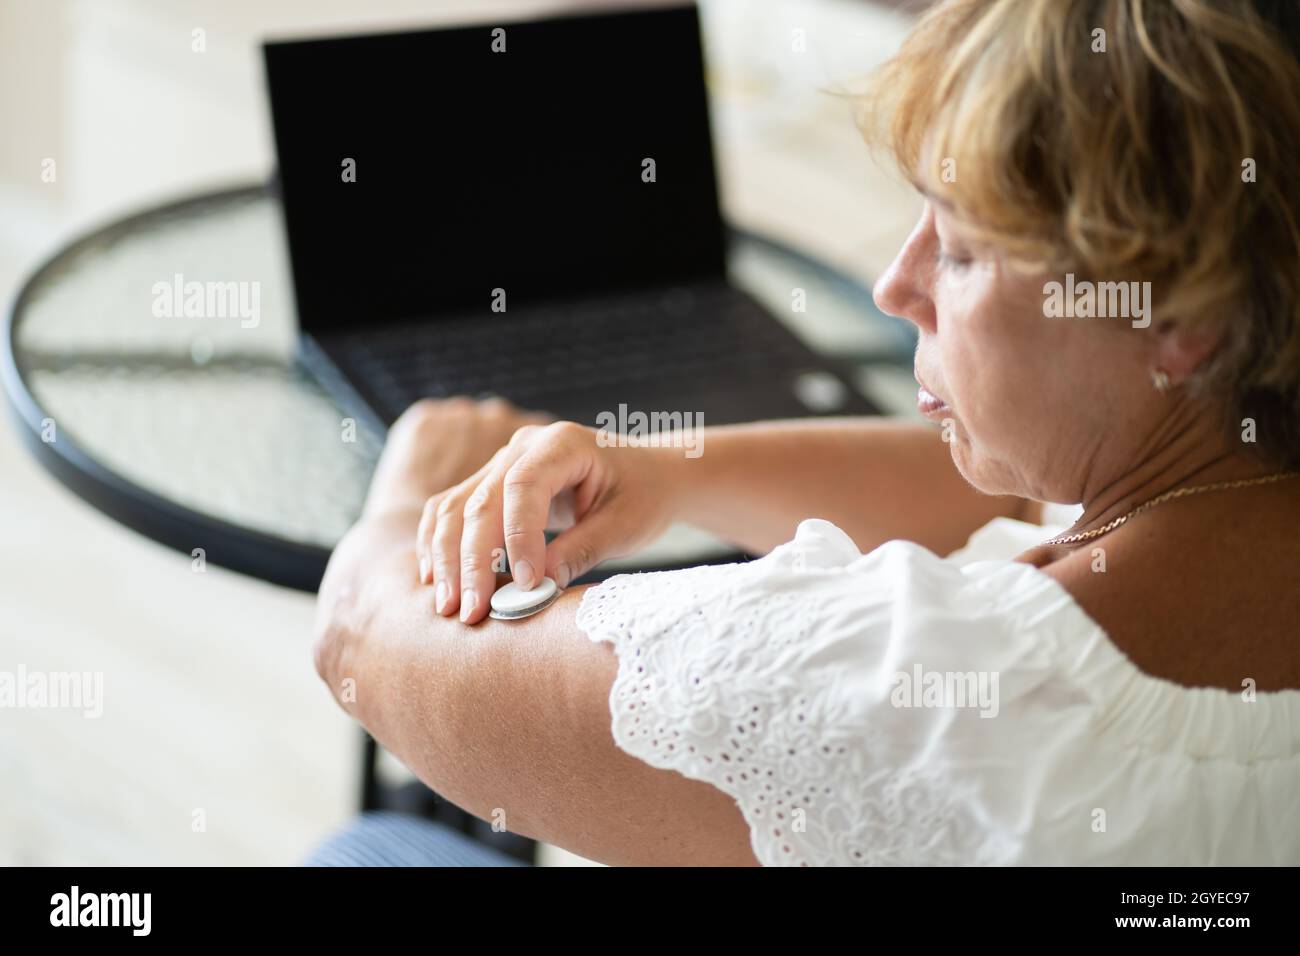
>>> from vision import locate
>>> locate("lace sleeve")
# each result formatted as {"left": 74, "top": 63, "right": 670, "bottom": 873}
{"left": 576, "top": 519, "right": 1025, "bottom": 866}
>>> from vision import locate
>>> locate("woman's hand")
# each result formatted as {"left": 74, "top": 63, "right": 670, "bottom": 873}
{"left": 363, "top": 397, "right": 554, "bottom": 518}
{"left": 416, "top": 421, "right": 684, "bottom": 622}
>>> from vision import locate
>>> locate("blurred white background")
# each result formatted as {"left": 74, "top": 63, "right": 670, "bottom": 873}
{"left": 0, "top": 0, "right": 917, "bottom": 865}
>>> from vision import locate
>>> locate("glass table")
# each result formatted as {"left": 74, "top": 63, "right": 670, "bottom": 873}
{"left": 3, "top": 181, "right": 917, "bottom": 589}
{"left": 1, "top": 181, "right": 917, "bottom": 853}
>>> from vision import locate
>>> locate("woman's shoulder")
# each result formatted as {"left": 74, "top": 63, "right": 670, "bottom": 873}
{"left": 578, "top": 517, "right": 1094, "bottom": 670}
{"left": 768, "top": 517, "right": 1101, "bottom": 655}
{"left": 574, "top": 520, "right": 1092, "bottom": 864}
{"left": 575, "top": 518, "right": 1300, "bottom": 865}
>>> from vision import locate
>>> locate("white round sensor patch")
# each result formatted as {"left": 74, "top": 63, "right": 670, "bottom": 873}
{"left": 489, "top": 576, "right": 561, "bottom": 620}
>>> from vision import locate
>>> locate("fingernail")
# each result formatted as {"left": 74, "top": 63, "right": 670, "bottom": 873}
{"left": 556, "top": 562, "right": 572, "bottom": 589}
{"left": 513, "top": 558, "right": 535, "bottom": 590}
{"left": 418, "top": 556, "right": 430, "bottom": 584}
{"left": 459, "top": 589, "right": 478, "bottom": 623}
{"left": 435, "top": 581, "right": 450, "bottom": 614}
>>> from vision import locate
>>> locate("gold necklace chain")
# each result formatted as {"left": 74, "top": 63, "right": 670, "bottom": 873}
{"left": 1040, "top": 471, "right": 1300, "bottom": 547}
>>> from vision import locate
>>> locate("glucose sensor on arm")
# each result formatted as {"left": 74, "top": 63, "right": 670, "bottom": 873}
{"left": 489, "top": 576, "right": 561, "bottom": 620}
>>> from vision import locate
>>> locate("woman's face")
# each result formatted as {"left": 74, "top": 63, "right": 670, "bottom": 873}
{"left": 873, "top": 201, "right": 1153, "bottom": 503}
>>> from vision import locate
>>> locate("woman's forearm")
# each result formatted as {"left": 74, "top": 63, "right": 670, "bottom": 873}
{"left": 672, "top": 418, "right": 1030, "bottom": 555}
{"left": 314, "top": 505, "right": 759, "bottom": 865}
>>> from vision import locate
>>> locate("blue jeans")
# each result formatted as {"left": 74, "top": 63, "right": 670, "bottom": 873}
{"left": 303, "top": 811, "right": 531, "bottom": 867}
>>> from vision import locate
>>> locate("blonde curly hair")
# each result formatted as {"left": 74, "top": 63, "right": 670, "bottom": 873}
{"left": 860, "top": 0, "right": 1300, "bottom": 466}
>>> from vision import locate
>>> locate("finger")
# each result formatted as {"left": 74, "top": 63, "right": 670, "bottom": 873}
{"left": 501, "top": 424, "right": 591, "bottom": 591}
{"left": 458, "top": 467, "right": 508, "bottom": 624}
{"left": 430, "top": 448, "right": 514, "bottom": 615}
{"left": 544, "top": 506, "right": 628, "bottom": 588}
{"left": 415, "top": 494, "right": 444, "bottom": 584}
{"left": 430, "top": 488, "right": 469, "bottom": 616}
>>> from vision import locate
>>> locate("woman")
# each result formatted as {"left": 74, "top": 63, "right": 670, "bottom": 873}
{"left": 310, "top": 0, "right": 1300, "bottom": 866}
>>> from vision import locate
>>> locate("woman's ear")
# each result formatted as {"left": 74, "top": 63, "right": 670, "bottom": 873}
{"left": 1152, "top": 319, "right": 1222, "bottom": 386}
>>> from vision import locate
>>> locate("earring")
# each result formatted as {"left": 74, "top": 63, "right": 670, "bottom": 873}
{"left": 1150, "top": 368, "right": 1171, "bottom": 392}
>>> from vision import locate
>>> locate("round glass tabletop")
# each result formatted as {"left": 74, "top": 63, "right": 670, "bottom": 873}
{"left": 3, "top": 183, "right": 916, "bottom": 591}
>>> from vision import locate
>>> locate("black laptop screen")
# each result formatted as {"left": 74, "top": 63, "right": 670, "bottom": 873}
{"left": 263, "top": 4, "right": 727, "bottom": 331}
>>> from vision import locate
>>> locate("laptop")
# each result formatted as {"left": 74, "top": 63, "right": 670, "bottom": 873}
{"left": 262, "top": 3, "right": 875, "bottom": 434}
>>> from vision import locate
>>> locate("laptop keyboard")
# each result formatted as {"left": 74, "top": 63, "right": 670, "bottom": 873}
{"left": 334, "top": 283, "right": 813, "bottom": 410}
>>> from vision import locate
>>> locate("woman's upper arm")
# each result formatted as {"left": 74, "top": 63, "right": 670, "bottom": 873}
{"left": 317, "top": 515, "right": 758, "bottom": 866}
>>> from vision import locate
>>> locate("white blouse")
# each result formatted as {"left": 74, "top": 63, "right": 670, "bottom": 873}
{"left": 576, "top": 504, "right": 1300, "bottom": 866}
